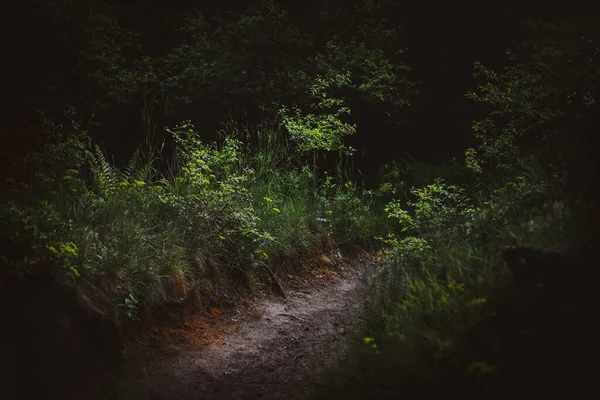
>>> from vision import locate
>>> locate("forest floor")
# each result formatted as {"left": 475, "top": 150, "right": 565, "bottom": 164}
{"left": 109, "top": 251, "right": 382, "bottom": 400}
{"left": 6, "top": 243, "right": 596, "bottom": 400}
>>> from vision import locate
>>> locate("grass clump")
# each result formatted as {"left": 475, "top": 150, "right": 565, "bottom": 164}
{"left": 308, "top": 159, "right": 595, "bottom": 398}
{"left": 0, "top": 106, "right": 381, "bottom": 326}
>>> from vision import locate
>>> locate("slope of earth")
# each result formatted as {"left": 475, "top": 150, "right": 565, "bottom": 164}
{"left": 112, "top": 253, "right": 383, "bottom": 400}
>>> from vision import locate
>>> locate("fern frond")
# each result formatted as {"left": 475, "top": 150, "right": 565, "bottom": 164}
{"left": 123, "top": 149, "right": 140, "bottom": 181}
{"left": 88, "top": 144, "right": 118, "bottom": 196}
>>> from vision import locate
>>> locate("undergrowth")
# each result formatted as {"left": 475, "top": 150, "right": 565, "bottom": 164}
{"left": 0, "top": 101, "right": 386, "bottom": 324}
{"left": 308, "top": 159, "right": 595, "bottom": 399}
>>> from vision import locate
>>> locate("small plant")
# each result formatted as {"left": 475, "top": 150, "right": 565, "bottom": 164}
{"left": 119, "top": 293, "right": 140, "bottom": 323}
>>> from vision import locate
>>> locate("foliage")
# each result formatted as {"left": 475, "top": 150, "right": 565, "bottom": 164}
{"left": 80, "top": 11, "right": 158, "bottom": 110}
{"left": 341, "top": 25, "right": 600, "bottom": 392}
{"left": 465, "top": 19, "right": 600, "bottom": 178}
{"left": 308, "top": 20, "right": 598, "bottom": 391}
{"left": 155, "top": 0, "right": 413, "bottom": 128}
{"left": 6, "top": 4, "right": 598, "bottom": 398}
{"left": 279, "top": 73, "right": 356, "bottom": 154}
{"left": 317, "top": 175, "right": 389, "bottom": 245}
{"left": 385, "top": 179, "right": 474, "bottom": 240}
{"left": 309, "top": 0, "right": 415, "bottom": 111}
{"left": 25, "top": 106, "right": 93, "bottom": 183}
{"left": 0, "top": 199, "right": 84, "bottom": 285}
{"left": 162, "top": 0, "right": 310, "bottom": 110}
{"left": 1, "top": 101, "right": 378, "bottom": 321}
{"left": 311, "top": 164, "right": 587, "bottom": 398}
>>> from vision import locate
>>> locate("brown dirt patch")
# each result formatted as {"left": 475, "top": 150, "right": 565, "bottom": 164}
{"left": 111, "top": 253, "right": 378, "bottom": 400}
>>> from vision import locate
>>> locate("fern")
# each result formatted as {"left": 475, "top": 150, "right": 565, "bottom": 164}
{"left": 88, "top": 144, "right": 119, "bottom": 196}
{"left": 123, "top": 149, "right": 140, "bottom": 181}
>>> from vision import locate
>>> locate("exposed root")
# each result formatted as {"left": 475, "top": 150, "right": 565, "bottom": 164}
{"left": 261, "top": 261, "right": 287, "bottom": 299}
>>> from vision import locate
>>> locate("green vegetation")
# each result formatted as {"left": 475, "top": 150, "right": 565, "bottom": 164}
{"left": 2, "top": 0, "right": 599, "bottom": 397}
{"left": 4, "top": 0, "right": 408, "bottom": 323}
{"left": 310, "top": 167, "right": 591, "bottom": 397}
{"left": 307, "top": 17, "right": 599, "bottom": 398}
{"left": 1, "top": 85, "right": 384, "bottom": 322}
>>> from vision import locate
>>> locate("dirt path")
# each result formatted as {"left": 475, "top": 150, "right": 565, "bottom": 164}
{"left": 115, "top": 258, "right": 380, "bottom": 400}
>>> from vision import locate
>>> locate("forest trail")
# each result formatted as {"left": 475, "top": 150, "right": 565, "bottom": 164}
{"left": 114, "top": 255, "right": 381, "bottom": 400}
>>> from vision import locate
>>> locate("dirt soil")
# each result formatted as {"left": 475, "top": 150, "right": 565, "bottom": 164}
{"left": 112, "top": 254, "right": 380, "bottom": 400}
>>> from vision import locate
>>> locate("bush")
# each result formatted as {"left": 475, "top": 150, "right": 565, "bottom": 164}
{"left": 1, "top": 104, "right": 379, "bottom": 324}
{"left": 309, "top": 161, "right": 590, "bottom": 399}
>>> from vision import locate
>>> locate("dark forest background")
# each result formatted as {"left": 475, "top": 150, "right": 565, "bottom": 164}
{"left": 2, "top": 1, "right": 600, "bottom": 399}
{"left": 5, "top": 0, "right": 595, "bottom": 176}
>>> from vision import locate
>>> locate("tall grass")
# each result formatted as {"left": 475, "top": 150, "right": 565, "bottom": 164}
{"left": 0, "top": 113, "right": 382, "bottom": 323}
{"left": 308, "top": 162, "right": 593, "bottom": 398}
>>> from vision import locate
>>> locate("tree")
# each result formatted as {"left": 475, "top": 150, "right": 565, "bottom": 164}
{"left": 162, "top": 0, "right": 415, "bottom": 125}
{"left": 466, "top": 19, "right": 600, "bottom": 192}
